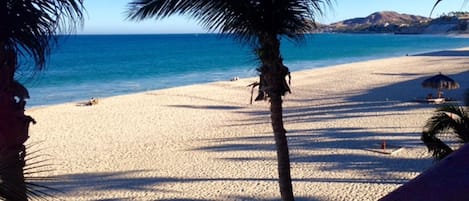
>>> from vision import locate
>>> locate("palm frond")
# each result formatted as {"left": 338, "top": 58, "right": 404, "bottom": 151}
{"left": 434, "top": 105, "right": 469, "bottom": 142}
{"left": 127, "top": 0, "right": 331, "bottom": 46}
{"left": 425, "top": 105, "right": 461, "bottom": 133}
{"left": 1, "top": 0, "right": 85, "bottom": 72}
{"left": 430, "top": 0, "right": 443, "bottom": 17}
{"left": 0, "top": 144, "right": 59, "bottom": 201}
{"left": 422, "top": 104, "right": 469, "bottom": 160}
{"left": 430, "top": 0, "right": 469, "bottom": 17}
{"left": 422, "top": 131, "right": 453, "bottom": 160}
{"left": 452, "top": 108, "right": 469, "bottom": 143}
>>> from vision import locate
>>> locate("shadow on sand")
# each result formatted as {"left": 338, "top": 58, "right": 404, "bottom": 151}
{"left": 413, "top": 50, "right": 469, "bottom": 57}
{"left": 348, "top": 70, "right": 469, "bottom": 103}
{"left": 236, "top": 69, "right": 469, "bottom": 124}
{"left": 185, "top": 69, "right": 469, "bottom": 200}
{"left": 40, "top": 169, "right": 407, "bottom": 200}
{"left": 39, "top": 170, "right": 330, "bottom": 201}
{"left": 43, "top": 58, "right": 467, "bottom": 200}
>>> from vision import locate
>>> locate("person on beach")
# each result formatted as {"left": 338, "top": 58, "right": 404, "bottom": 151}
{"left": 76, "top": 97, "right": 99, "bottom": 106}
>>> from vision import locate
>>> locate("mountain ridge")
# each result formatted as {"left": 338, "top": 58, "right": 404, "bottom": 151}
{"left": 333, "top": 11, "right": 429, "bottom": 27}
{"left": 322, "top": 11, "right": 469, "bottom": 34}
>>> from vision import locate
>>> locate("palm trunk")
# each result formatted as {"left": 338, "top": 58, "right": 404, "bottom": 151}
{"left": 0, "top": 97, "right": 28, "bottom": 201}
{"left": 258, "top": 34, "right": 294, "bottom": 201}
{"left": 0, "top": 45, "right": 31, "bottom": 201}
{"left": 270, "top": 93, "right": 294, "bottom": 201}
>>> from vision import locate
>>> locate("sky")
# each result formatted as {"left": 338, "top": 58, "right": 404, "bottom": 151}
{"left": 80, "top": 0, "right": 467, "bottom": 34}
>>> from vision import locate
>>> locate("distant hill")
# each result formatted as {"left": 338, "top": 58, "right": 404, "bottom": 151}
{"left": 423, "top": 14, "right": 469, "bottom": 34}
{"left": 326, "top": 11, "right": 430, "bottom": 33}
{"left": 334, "top": 11, "right": 428, "bottom": 27}
{"left": 321, "top": 11, "right": 469, "bottom": 34}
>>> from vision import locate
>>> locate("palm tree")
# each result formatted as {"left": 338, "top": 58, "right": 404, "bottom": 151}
{"left": 0, "top": 0, "right": 84, "bottom": 200}
{"left": 422, "top": 92, "right": 469, "bottom": 160}
{"left": 127, "top": 1, "right": 331, "bottom": 200}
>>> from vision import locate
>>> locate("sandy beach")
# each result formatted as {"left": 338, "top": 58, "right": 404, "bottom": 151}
{"left": 26, "top": 48, "right": 469, "bottom": 201}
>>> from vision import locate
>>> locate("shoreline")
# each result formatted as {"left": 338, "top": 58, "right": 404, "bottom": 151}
{"left": 27, "top": 46, "right": 469, "bottom": 109}
{"left": 25, "top": 47, "right": 469, "bottom": 200}
{"left": 25, "top": 34, "right": 469, "bottom": 108}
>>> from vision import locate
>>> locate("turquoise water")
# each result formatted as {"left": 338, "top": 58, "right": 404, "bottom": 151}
{"left": 17, "top": 33, "right": 469, "bottom": 107}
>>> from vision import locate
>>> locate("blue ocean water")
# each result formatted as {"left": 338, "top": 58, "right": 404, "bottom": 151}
{"left": 17, "top": 33, "right": 469, "bottom": 107}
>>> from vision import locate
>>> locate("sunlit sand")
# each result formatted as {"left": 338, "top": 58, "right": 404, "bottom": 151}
{"left": 27, "top": 48, "right": 469, "bottom": 201}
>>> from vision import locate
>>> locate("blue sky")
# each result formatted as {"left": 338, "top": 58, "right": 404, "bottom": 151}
{"left": 81, "top": 0, "right": 466, "bottom": 34}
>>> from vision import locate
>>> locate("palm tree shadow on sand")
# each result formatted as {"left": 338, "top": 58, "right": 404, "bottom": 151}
{"left": 183, "top": 68, "right": 469, "bottom": 200}
{"left": 36, "top": 170, "right": 329, "bottom": 201}
{"left": 231, "top": 69, "right": 469, "bottom": 129}
{"left": 347, "top": 70, "right": 469, "bottom": 104}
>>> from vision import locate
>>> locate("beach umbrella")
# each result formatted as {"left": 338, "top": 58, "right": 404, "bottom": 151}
{"left": 421, "top": 72, "right": 460, "bottom": 98}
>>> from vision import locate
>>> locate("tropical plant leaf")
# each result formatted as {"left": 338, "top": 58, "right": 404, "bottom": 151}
{"left": 0, "top": 0, "right": 85, "bottom": 73}
{"left": 127, "top": 0, "right": 332, "bottom": 46}
{"left": 0, "top": 144, "right": 59, "bottom": 201}
{"left": 422, "top": 131, "right": 453, "bottom": 160}
{"left": 422, "top": 104, "right": 469, "bottom": 160}
{"left": 430, "top": 0, "right": 443, "bottom": 17}
{"left": 430, "top": 0, "right": 469, "bottom": 17}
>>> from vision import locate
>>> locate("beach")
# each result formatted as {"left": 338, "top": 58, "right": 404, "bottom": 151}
{"left": 26, "top": 48, "right": 469, "bottom": 201}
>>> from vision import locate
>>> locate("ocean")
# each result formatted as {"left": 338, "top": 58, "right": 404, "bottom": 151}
{"left": 17, "top": 33, "right": 469, "bottom": 107}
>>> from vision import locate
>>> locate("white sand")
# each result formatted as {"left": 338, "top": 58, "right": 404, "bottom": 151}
{"left": 26, "top": 48, "right": 469, "bottom": 201}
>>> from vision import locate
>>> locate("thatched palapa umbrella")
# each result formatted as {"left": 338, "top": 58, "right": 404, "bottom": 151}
{"left": 422, "top": 72, "right": 460, "bottom": 98}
